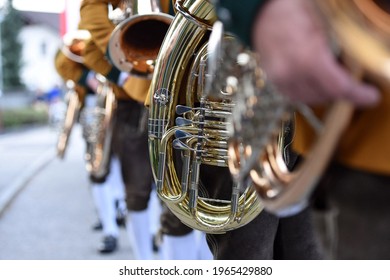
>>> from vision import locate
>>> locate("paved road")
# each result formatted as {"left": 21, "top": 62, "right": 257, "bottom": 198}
{"left": 0, "top": 124, "right": 136, "bottom": 260}
{"left": 0, "top": 125, "right": 57, "bottom": 210}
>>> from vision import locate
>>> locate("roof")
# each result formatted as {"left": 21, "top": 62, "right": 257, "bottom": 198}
{"left": 20, "top": 11, "right": 60, "bottom": 32}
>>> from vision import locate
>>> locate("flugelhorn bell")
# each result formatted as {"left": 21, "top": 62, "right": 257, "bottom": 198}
{"left": 108, "top": 0, "right": 174, "bottom": 76}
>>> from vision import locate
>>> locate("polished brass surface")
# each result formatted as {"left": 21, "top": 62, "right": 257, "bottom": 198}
{"left": 81, "top": 76, "right": 117, "bottom": 179}
{"left": 148, "top": 0, "right": 262, "bottom": 233}
{"left": 56, "top": 81, "right": 82, "bottom": 159}
{"left": 315, "top": 0, "right": 390, "bottom": 85}
{"left": 108, "top": 0, "right": 174, "bottom": 76}
{"left": 56, "top": 30, "right": 91, "bottom": 158}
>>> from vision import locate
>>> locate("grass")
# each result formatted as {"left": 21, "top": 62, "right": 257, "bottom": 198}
{"left": 0, "top": 104, "right": 49, "bottom": 130}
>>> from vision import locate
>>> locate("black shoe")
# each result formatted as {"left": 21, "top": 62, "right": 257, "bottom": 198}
{"left": 98, "top": 235, "right": 118, "bottom": 254}
{"left": 92, "top": 218, "right": 125, "bottom": 231}
{"left": 115, "top": 200, "right": 127, "bottom": 228}
{"left": 152, "top": 231, "right": 162, "bottom": 253}
{"left": 116, "top": 215, "right": 126, "bottom": 228}
{"left": 92, "top": 221, "right": 103, "bottom": 231}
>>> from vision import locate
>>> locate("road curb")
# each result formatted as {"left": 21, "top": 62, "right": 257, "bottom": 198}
{"left": 0, "top": 148, "right": 56, "bottom": 216}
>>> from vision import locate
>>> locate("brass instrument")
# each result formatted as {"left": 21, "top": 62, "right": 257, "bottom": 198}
{"left": 108, "top": 0, "right": 174, "bottom": 77}
{"left": 79, "top": 0, "right": 171, "bottom": 178}
{"left": 56, "top": 80, "right": 82, "bottom": 159}
{"left": 80, "top": 75, "right": 117, "bottom": 179}
{"left": 314, "top": 0, "right": 390, "bottom": 85}
{"left": 61, "top": 29, "right": 91, "bottom": 64}
{"left": 225, "top": 0, "right": 390, "bottom": 215}
{"left": 148, "top": 0, "right": 263, "bottom": 233}
{"left": 56, "top": 30, "right": 91, "bottom": 159}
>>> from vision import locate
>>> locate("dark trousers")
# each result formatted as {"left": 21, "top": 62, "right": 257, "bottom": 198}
{"left": 114, "top": 101, "right": 193, "bottom": 235}
{"left": 111, "top": 99, "right": 153, "bottom": 211}
{"left": 207, "top": 207, "right": 322, "bottom": 260}
{"left": 312, "top": 162, "right": 390, "bottom": 259}
{"left": 200, "top": 163, "right": 322, "bottom": 260}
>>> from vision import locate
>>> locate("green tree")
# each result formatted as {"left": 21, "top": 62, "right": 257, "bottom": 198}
{"left": 1, "top": 0, "right": 24, "bottom": 90}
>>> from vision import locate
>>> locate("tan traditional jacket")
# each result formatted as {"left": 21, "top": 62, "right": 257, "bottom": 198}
{"left": 54, "top": 19, "right": 93, "bottom": 101}
{"left": 54, "top": 49, "right": 89, "bottom": 100}
{"left": 293, "top": 82, "right": 390, "bottom": 175}
{"left": 79, "top": 0, "right": 172, "bottom": 102}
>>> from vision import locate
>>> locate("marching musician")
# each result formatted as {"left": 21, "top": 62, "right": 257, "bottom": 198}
{"left": 78, "top": 0, "right": 212, "bottom": 260}
{"left": 54, "top": 32, "right": 93, "bottom": 105}
{"left": 54, "top": 29, "right": 128, "bottom": 255}
{"left": 139, "top": 0, "right": 324, "bottom": 260}
{"left": 214, "top": 0, "right": 390, "bottom": 259}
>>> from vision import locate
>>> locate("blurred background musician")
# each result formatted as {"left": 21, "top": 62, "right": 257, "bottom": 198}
{"left": 54, "top": 28, "right": 127, "bottom": 254}
{"left": 79, "top": 0, "right": 212, "bottom": 260}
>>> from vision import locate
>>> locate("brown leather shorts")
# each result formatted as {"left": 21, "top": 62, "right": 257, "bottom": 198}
{"left": 111, "top": 99, "right": 153, "bottom": 211}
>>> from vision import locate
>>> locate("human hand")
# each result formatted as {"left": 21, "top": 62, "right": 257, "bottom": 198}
{"left": 252, "top": 0, "right": 380, "bottom": 107}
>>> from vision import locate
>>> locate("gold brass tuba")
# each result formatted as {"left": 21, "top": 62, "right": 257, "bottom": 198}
{"left": 80, "top": 75, "right": 117, "bottom": 179}
{"left": 108, "top": 0, "right": 174, "bottom": 77}
{"left": 226, "top": 0, "right": 390, "bottom": 215}
{"left": 148, "top": 0, "right": 263, "bottom": 233}
{"left": 56, "top": 30, "right": 91, "bottom": 159}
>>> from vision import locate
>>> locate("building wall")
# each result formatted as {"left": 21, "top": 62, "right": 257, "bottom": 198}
{"left": 18, "top": 24, "right": 62, "bottom": 94}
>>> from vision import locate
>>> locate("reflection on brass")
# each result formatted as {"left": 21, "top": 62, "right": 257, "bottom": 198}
{"left": 148, "top": 0, "right": 262, "bottom": 233}
{"left": 80, "top": 76, "right": 117, "bottom": 180}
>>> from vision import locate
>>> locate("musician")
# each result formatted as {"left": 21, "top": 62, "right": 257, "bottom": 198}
{"left": 214, "top": 0, "right": 390, "bottom": 259}
{"left": 54, "top": 34, "right": 128, "bottom": 254}
{"left": 79, "top": 0, "right": 212, "bottom": 260}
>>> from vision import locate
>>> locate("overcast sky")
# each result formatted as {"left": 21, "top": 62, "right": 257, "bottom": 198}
{"left": 0, "top": 0, "right": 66, "bottom": 13}
{"left": 0, "top": 0, "right": 82, "bottom": 33}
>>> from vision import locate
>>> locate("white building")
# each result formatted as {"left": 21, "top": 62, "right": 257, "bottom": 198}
{"left": 16, "top": 0, "right": 81, "bottom": 94}
{"left": 19, "top": 23, "right": 62, "bottom": 93}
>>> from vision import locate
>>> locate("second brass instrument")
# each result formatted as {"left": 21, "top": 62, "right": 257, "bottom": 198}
{"left": 56, "top": 81, "right": 82, "bottom": 159}
{"left": 224, "top": 0, "right": 390, "bottom": 215}
{"left": 56, "top": 30, "right": 91, "bottom": 159}
{"left": 80, "top": 75, "right": 117, "bottom": 179}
